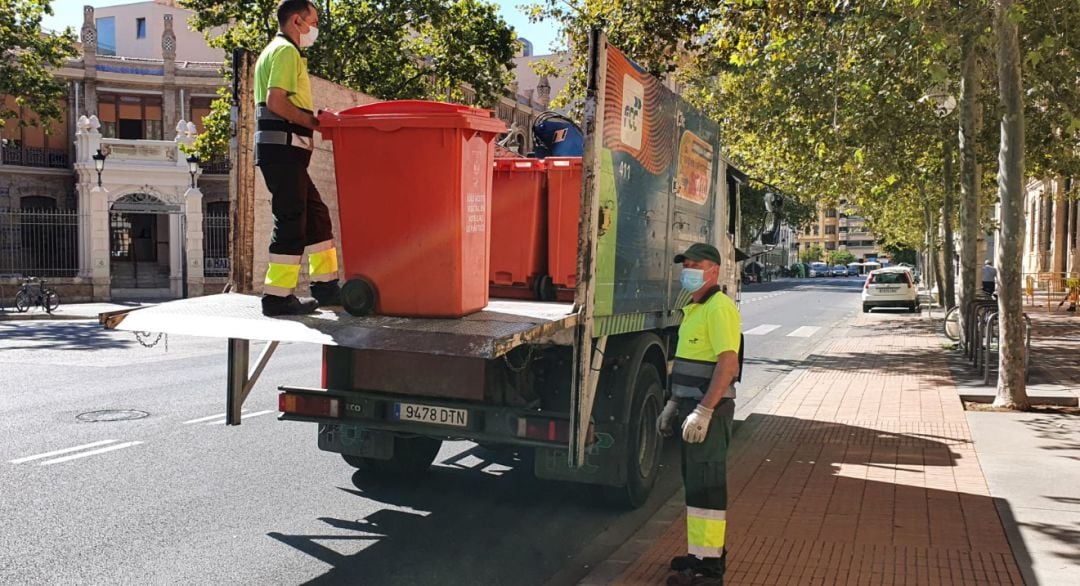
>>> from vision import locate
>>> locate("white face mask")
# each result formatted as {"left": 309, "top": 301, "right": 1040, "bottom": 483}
{"left": 298, "top": 22, "right": 318, "bottom": 48}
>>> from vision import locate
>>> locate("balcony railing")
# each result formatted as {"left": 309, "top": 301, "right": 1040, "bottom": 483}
{"left": 200, "top": 157, "right": 230, "bottom": 175}
{"left": 1, "top": 145, "right": 70, "bottom": 169}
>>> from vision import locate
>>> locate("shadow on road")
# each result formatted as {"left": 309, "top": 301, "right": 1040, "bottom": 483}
{"left": 268, "top": 444, "right": 683, "bottom": 586}
{"left": 0, "top": 321, "right": 135, "bottom": 351}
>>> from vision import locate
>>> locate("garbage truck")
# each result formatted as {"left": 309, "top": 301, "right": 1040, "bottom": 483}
{"left": 103, "top": 32, "right": 778, "bottom": 508}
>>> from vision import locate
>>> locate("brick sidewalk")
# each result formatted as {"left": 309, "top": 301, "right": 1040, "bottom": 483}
{"left": 610, "top": 312, "right": 1024, "bottom": 585}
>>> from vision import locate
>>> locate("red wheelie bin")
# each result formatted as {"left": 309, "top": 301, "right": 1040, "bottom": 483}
{"left": 318, "top": 101, "right": 507, "bottom": 317}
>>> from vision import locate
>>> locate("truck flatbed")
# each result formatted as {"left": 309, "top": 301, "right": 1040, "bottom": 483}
{"left": 103, "top": 293, "right": 577, "bottom": 359}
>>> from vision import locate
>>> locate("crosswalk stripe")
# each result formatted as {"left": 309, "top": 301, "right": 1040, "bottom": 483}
{"left": 38, "top": 441, "right": 143, "bottom": 466}
{"left": 787, "top": 326, "right": 821, "bottom": 338}
{"left": 9, "top": 440, "right": 118, "bottom": 464}
{"left": 744, "top": 324, "right": 781, "bottom": 336}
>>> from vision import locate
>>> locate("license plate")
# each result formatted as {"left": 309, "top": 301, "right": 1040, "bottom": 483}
{"left": 393, "top": 402, "right": 468, "bottom": 428}
{"left": 876, "top": 287, "right": 899, "bottom": 293}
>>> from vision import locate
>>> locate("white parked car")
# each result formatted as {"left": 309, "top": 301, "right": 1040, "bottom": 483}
{"left": 862, "top": 267, "right": 919, "bottom": 313}
{"left": 809, "top": 262, "right": 829, "bottom": 278}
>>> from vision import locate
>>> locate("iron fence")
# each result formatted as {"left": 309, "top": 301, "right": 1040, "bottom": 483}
{"left": 0, "top": 208, "right": 80, "bottom": 277}
{"left": 203, "top": 211, "right": 229, "bottom": 277}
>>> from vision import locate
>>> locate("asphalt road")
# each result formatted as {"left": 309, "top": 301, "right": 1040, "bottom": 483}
{"left": 0, "top": 277, "right": 864, "bottom": 585}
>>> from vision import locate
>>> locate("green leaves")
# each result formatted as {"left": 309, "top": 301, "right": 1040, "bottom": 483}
{"left": 0, "top": 0, "right": 77, "bottom": 128}
{"left": 181, "top": 0, "right": 517, "bottom": 105}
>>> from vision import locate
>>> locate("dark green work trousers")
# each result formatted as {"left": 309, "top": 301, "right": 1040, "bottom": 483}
{"left": 678, "top": 397, "right": 734, "bottom": 576}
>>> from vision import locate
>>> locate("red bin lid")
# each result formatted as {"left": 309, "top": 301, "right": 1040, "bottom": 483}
{"left": 494, "top": 158, "right": 545, "bottom": 171}
{"left": 319, "top": 100, "right": 506, "bottom": 134}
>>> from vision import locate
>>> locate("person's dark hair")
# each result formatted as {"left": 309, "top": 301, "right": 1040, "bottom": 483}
{"left": 277, "top": 0, "right": 314, "bottom": 27}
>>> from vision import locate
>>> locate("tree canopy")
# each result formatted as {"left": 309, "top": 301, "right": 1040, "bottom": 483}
{"left": 0, "top": 0, "right": 77, "bottom": 130}
{"left": 182, "top": 0, "right": 517, "bottom": 106}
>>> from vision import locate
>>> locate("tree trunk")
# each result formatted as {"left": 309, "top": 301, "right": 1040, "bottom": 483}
{"left": 942, "top": 128, "right": 957, "bottom": 309}
{"left": 993, "top": 0, "right": 1030, "bottom": 410}
{"left": 958, "top": 34, "right": 981, "bottom": 343}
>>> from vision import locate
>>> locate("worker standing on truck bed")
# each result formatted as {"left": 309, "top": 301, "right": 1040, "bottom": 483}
{"left": 657, "top": 243, "right": 742, "bottom": 586}
{"left": 254, "top": 0, "right": 341, "bottom": 316}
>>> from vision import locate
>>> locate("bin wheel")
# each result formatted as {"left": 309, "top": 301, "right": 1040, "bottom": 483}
{"left": 534, "top": 275, "right": 557, "bottom": 302}
{"left": 341, "top": 278, "right": 377, "bottom": 317}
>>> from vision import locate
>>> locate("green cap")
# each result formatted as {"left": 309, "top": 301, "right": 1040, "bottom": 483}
{"left": 674, "top": 243, "right": 723, "bottom": 265}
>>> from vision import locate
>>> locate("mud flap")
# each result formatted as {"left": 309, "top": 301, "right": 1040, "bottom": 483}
{"left": 534, "top": 423, "right": 626, "bottom": 486}
{"left": 318, "top": 424, "right": 395, "bottom": 460}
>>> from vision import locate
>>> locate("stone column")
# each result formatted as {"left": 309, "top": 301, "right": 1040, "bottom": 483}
{"left": 1053, "top": 177, "right": 1068, "bottom": 275}
{"left": 80, "top": 6, "right": 98, "bottom": 119}
{"left": 162, "top": 14, "right": 178, "bottom": 139}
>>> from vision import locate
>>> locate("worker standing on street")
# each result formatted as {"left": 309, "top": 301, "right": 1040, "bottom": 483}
{"left": 254, "top": 0, "right": 341, "bottom": 316}
{"left": 658, "top": 243, "right": 742, "bottom": 586}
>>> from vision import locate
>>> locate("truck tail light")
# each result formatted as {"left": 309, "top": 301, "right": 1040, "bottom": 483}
{"left": 279, "top": 392, "right": 340, "bottom": 418}
{"left": 516, "top": 417, "right": 594, "bottom": 444}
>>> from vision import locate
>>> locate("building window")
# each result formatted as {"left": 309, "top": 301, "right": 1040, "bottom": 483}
{"left": 136, "top": 17, "right": 147, "bottom": 39}
{"left": 96, "top": 17, "right": 116, "bottom": 56}
{"left": 20, "top": 196, "right": 56, "bottom": 210}
{"left": 825, "top": 208, "right": 837, "bottom": 218}
{"left": 190, "top": 97, "right": 214, "bottom": 133}
{"left": 825, "top": 242, "right": 837, "bottom": 250}
{"left": 812, "top": 226, "right": 820, "bottom": 236}
{"left": 825, "top": 225, "right": 836, "bottom": 235}
{"left": 97, "top": 94, "right": 164, "bottom": 140}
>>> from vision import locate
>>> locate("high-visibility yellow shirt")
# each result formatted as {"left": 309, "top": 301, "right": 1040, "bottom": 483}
{"left": 676, "top": 288, "right": 741, "bottom": 362}
{"left": 254, "top": 34, "right": 313, "bottom": 112}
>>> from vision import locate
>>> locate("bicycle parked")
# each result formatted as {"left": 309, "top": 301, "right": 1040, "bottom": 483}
{"left": 14, "top": 277, "right": 60, "bottom": 314}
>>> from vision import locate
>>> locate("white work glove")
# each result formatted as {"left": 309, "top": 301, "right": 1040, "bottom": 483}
{"left": 656, "top": 399, "right": 679, "bottom": 437}
{"left": 681, "top": 404, "right": 714, "bottom": 444}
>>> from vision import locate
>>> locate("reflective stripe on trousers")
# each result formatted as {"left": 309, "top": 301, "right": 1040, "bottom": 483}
{"left": 265, "top": 253, "right": 302, "bottom": 296}
{"left": 687, "top": 506, "right": 727, "bottom": 557}
{"left": 306, "top": 240, "right": 339, "bottom": 282}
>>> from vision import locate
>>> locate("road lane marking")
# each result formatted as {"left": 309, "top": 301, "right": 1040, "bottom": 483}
{"left": 9, "top": 440, "right": 119, "bottom": 464}
{"left": 182, "top": 411, "right": 251, "bottom": 425}
{"left": 37, "top": 441, "right": 143, "bottom": 466}
{"left": 207, "top": 409, "right": 276, "bottom": 425}
{"left": 787, "top": 326, "right": 821, "bottom": 338}
{"left": 744, "top": 324, "right": 781, "bottom": 336}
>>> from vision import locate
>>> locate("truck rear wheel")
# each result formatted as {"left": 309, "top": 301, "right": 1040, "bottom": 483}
{"left": 342, "top": 436, "right": 443, "bottom": 477}
{"left": 602, "top": 363, "right": 663, "bottom": 509}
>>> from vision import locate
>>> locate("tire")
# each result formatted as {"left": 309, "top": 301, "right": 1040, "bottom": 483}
{"left": 349, "top": 436, "right": 443, "bottom": 477}
{"left": 14, "top": 291, "right": 30, "bottom": 313}
{"left": 341, "top": 278, "right": 377, "bottom": 317}
{"left": 943, "top": 307, "right": 960, "bottom": 341}
{"left": 43, "top": 290, "right": 60, "bottom": 313}
{"left": 909, "top": 302, "right": 919, "bottom": 314}
{"left": 602, "top": 363, "right": 664, "bottom": 509}
{"left": 862, "top": 304, "right": 870, "bottom": 313}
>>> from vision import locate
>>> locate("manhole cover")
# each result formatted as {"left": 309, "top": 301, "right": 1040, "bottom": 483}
{"left": 76, "top": 409, "right": 150, "bottom": 423}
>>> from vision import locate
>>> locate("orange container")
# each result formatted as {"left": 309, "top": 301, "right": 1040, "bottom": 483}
{"left": 318, "top": 101, "right": 507, "bottom": 317}
{"left": 545, "top": 157, "right": 583, "bottom": 293}
{"left": 490, "top": 158, "right": 546, "bottom": 292}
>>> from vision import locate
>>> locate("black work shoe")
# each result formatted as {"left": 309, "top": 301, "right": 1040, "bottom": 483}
{"left": 666, "top": 569, "right": 723, "bottom": 586}
{"left": 670, "top": 555, "right": 702, "bottom": 572}
{"left": 311, "top": 280, "right": 342, "bottom": 307}
{"left": 261, "top": 294, "right": 319, "bottom": 316}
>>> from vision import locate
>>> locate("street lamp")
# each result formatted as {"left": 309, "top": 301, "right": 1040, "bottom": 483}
{"left": 182, "top": 154, "right": 201, "bottom": 299}
{"left": 92, "top": 148, "right": 108, "bottom": 188}
{"left": 186, "top": 154, "right": 200, "bottom": 189}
